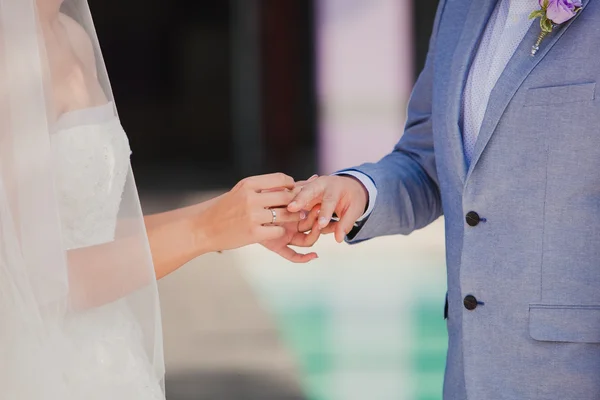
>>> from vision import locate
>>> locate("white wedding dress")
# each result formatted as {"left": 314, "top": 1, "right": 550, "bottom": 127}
{"left": 53, "top": 102, "right": 132, "bottom": 250}
{"left": 43, "top": 103, "right": 165, "bottom": 399}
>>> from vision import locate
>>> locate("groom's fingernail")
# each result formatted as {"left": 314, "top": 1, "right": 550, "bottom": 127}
{"left": 289, "top": 201, "right": 298, "bottom": 209}
{"left": 318, "top": 217, "right": 328, "bottom": 227}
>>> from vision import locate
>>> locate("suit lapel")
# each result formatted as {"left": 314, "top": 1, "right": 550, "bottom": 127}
{"left": 465, "top": 0, "right": 591, "bottom": 182}
{"left": 444, "top": 0, "right": 497, "bottom": 185}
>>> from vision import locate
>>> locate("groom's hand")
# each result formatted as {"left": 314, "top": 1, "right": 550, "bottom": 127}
{"left": 288, "top": 175, "right": 368, "bottom": 243}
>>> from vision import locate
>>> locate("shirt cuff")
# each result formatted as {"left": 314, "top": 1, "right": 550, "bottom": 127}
{"left": 332, "top": 169, "right": 378, "bottom": 222}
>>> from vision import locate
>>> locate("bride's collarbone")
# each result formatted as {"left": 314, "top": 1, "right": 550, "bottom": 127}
{"left": 53, "top": 70, "right": 97, "bottom": 116}
{"left": 52, "top": 60, "right": 107, "bottom": 116}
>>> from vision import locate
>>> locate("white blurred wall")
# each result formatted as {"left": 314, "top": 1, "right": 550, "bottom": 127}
{"left": 316, "top": 0, "right": 413, "bottom": 173}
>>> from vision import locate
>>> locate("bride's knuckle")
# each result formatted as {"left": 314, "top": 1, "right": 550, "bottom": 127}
{"left": 277, "top": 172, "right": 291, "bottom": 182}
{"left": 239, "top": 177, "right": 253, "bottom": 189}
{"left": 242, "top": 192, "right": 255, "bottom": 208}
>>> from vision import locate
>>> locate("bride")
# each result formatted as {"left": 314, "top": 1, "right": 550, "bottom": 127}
{"left": 0, "top": 0, "right": 320, "bottom": 398}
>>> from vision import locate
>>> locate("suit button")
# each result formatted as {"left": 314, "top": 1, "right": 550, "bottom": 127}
{"left": 465, "top": 211, "right": 480, "bottom": 226}
{"left": 463, "top": 295, "right": 478, "bottom": 311}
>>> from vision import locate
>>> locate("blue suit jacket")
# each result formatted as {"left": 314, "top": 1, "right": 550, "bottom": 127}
{"left": 349, "top": 0, "right": 600, "bottom": 398}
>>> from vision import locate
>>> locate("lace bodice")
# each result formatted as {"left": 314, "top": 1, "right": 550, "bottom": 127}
{"left": 51, "top": 103, "right": 131, "bottom": 249}
{"left": 47, "top": 103, "right": 165, "bottom": 399}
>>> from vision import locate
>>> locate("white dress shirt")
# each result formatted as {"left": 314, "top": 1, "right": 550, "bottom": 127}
{"left": 344, "top": 0, "right": 539, "bottom": 221}
{"left": 462, "top": 0, "right": 538, "bottom": 162}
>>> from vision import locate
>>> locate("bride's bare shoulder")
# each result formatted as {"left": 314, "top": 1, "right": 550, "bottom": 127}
{"left": 58, "top": 13, "right": 97, "bottom": 74}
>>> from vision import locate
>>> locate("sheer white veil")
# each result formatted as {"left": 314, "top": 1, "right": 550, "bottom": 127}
{"left": 0, "top": 0, "right": 165, "bottom": 398}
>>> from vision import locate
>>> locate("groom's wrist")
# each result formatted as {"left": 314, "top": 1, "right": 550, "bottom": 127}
{"left": 332, "top": 169, "right": 377, "bottom": 222}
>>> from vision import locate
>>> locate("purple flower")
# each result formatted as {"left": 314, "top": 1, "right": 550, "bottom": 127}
{"left": 541, "top": 0, "right": 582, "bottom": 24}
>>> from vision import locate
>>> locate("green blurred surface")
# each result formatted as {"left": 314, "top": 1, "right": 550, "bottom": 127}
{"left": 272, "top": 294, "right": 447, "bottom": 399}
{"left": 277, "top": 305, "right": 329, "bottom": 400}
{"left": 412, "top": 303, "right": 447, "bottom": 400}
{"left": 241, "top": 221, "right": 448, "bottom": 400}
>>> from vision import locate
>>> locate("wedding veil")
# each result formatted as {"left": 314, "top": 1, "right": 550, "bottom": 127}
{"left": 0, "top": 0, "right": 165, "bottom": 398}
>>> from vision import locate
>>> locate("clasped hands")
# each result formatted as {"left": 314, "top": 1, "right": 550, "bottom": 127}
{"left": 201, "top": 172, "right": 369, "bottom": 263}
{"left": 223, "top": 174, "right": 368, "bottom": 263}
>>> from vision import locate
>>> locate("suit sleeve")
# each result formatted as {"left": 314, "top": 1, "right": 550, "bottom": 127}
{"left": 347, "top": 0, "right": 447, "bottom": 243}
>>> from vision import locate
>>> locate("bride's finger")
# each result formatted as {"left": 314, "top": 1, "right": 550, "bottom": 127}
{"left": 258, "top": 190, "right": 296, "bottom": 208}
{"left": 259, "top": 176, "right": 317, "bottom": 197}
{"left": 241, "top": 173, "right": 295, "bottom": 192}
{"left": 258, "top": 207, "right": 305, "bottom": 225}
{"left": 271, "top": 246, "right": 318, "bottom": 263}
{"left": 253, "top": 225, "right": 286, "bottom": 242}
{"left": 259, "top": 176, "right": 317, "bottom": 195}
{"left": 260, "top": 187, "right": 293, "bottom": 194}
{"left": 290, "top": 224, "right": 321, "bottom": 247}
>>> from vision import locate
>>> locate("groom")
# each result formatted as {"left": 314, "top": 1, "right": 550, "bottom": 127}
{"left": 287, "top": 0, "right": 600, "bottom": 399}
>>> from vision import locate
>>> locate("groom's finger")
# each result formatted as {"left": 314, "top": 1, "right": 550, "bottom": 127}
{"left": 320, "top": 221, "right": 337, "bottom": 235}
{"left": 288, "top": 179, "right": 327, "bottom": 212}
{"left": 298, "top": 205, "right": 320, "bottom": 233}
{"left": 335, "top": 203, "right": 363, "bottom": 243}
{"left": 295, "top": 174, "right": 319, "bottom": 187}
{"left": 317, "top": 188, "right": 340, "bottom": 230}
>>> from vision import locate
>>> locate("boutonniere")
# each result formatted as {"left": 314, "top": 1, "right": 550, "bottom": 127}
{"left": 529, "top": 0, "right": 582, "bottom": 56}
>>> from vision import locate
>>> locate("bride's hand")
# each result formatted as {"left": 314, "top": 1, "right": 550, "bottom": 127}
{"left": 196, "top": 173, "right": 306, "bottom": 253}
{"left": 260, "top": 205, "right": 322, "bottom": 262}
{"left": 260, "top": 175, "right": 324, "bottom": 263}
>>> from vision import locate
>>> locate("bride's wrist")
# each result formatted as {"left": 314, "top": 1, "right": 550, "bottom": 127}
{"left": 189, "top": 205, "right": 219, "bottom": 256}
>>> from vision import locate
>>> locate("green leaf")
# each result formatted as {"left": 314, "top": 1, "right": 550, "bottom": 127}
{"left": 540, "top": 16, "right": 553, "bottom": 33}
{"left": 542, "top": 0, "right": 549, "bottom": 8}
{"left": 529, "top": 9, "right": 545, "bottom": 20}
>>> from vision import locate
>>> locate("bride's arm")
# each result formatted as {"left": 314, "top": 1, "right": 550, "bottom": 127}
{"left": 57, "top": 18, "right": 306, "bottom": 306}
{"left": 66, "top": 204, "right": 210, "bottom": 310}
{"left": 144, "top": 195, "right": 223, "bottom": 280}
{"left": 67, "top": 174, "right": 303, "bottom": 309}
{"left": 146, "top": 175, "right": 306, "bottom": 277}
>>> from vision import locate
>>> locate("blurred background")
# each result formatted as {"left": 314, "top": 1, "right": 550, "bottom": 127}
{"left": 89, "top": 0, "right": 446, "bottom": 399}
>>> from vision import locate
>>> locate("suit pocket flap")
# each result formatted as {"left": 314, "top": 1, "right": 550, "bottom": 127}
{"left": 524, "top": 82, "right": 596, "bottom": 107}
{"left": 529, "top": 304, "right": 600, "bottom": 343}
